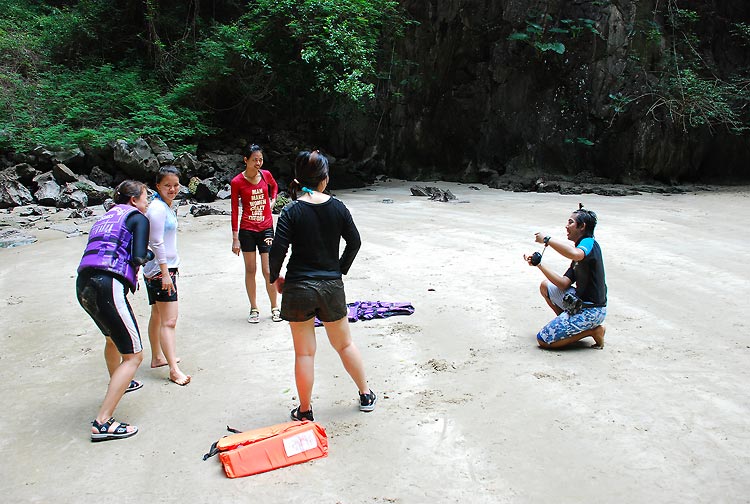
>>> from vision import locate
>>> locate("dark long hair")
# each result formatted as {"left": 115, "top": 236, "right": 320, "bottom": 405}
{"left": 243, "top": 143, "right": 263, "bottom": 159}
{"left": 572, "top": 203, "right": 597, "bottom": 238}
{"left": 155, "top": 165, "right": 181, "bottom": 184}
{"left": 289, "top": 150, "right": 329, "bottom": 200}
{"left": 113, "top": 180, "right": 147, "bottom": 205}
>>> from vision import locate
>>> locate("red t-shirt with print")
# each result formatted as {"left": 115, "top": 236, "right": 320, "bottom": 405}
{"left": 230, "top": 170, "right": 278, "bottom": 232}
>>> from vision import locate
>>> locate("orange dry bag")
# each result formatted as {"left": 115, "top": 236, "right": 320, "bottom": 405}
{"left": 204, "top": 421, "right": 328, "bottom": 478}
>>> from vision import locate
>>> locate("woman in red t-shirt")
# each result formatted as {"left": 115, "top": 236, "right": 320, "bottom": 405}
{"left": 230, "top": 144, "right": 281, "bottom": 323}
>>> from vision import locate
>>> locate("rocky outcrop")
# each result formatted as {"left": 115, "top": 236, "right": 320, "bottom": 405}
{"left": 188, "top": 176, "right": 222, "bottom": 203}
{"left": 361, "top": 0, "right": 750, "bottom": 184}
{"left": 147, "top": 136, "right": 176, "bottom": 165}
{"left": 0, "top": 166, "right": 35, "bottom": 208}
{"left": 33, "top": 172, "right": 62, "bottom": 206}
{"left": 52, "top": 163, "right": 77, "bottom": 184}
{"left": 88, "top": 166, "right": 113, "bottom": 187}
{"left": 71, "top": 176, "right": 112, "bottom": 205}
{"left": 113, "top": 138, "right": 160, "bottom": 181}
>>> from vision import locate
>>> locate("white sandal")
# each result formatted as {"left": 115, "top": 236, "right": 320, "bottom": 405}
{"left": 271, "top": 307, "right": 282, "bottom": 322}
{"left": 247, "top": 308, "right": 260, "bottom": 324}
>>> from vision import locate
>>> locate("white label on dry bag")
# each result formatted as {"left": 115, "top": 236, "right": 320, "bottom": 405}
{"left": 283, "top": 429, "right": 317, "bottom": 457}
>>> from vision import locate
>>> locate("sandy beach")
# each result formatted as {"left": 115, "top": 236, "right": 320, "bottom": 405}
{"left": 1, "top": 180, "right": 749, "bottom": 503}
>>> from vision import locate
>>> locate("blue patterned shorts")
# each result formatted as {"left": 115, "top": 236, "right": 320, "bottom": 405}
{"left": 537, "top": 306, "right": 607, "bottom": 344}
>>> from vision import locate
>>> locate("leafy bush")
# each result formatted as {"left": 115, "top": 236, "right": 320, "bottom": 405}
{"left": 0, "top": 0, "right": 409, "bottom": 151}
{"left": 0, "top": 0, "right": 412, "bottom": 149}
{"left": 507, "top": 14, "right": 603, "bottom": 56}
{"left": 1, "top": 64, "right": 213, "bottom": 150}
{"left": 617, "top": 0, "right": 750, "bottom": 134}
{"left": 173, "top": 0, "right": 405, "bottom": 114}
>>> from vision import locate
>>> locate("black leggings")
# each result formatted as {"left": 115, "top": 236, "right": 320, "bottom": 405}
{"left": 76, "top": 270, "right": 143, "bottom": 354}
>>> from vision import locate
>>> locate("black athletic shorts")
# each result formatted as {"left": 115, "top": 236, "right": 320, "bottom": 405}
{"left": 281, "top": 278, "right": 347, "bottom": 323}
{"left": 144, "top": 268, "right": 179, "bottom": 305}
{"left": 76, "top": 270, "right": 143, "bottom": 354}
{"left": 239, "top": 228, "right": 274, "bottom": 253}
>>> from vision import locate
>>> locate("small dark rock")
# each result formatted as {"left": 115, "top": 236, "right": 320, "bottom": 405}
{"left": 189, "top": 204, "right": 228, "bottom": 217}
{"left": 52, "top": 163, "right": 78, "bottom": 184}
{"left": 18, "top": 206, "right": 44, "bottom": 217}
{"left": 89, "top": 166, "right": 113, "bottom": 187}
{"left": 70, "top": 207, "right": 94, "bottom": 219}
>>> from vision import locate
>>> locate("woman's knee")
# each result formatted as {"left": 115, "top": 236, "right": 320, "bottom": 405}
{"left": 260, "top": 265, "right": 271, "bottom": 280}
{"left": 330, "top": 337, "right": 355, "bottom": 354}
{"left": 160, "top": 317, "right": 178, "bottom": 329}
{"left": 123, "top": 351, "right": 144, "bottom": 365}
{"left": 294, "top": 339, "right": 316, "bottom": 358}
{"left": 324, "top": 319, "right": 353, "bottom": 351}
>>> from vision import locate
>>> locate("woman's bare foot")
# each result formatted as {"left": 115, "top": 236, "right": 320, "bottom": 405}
{"left": 151, "top": 357, "right": 181, "bottom": 368}
{"left": 169, "top": 369, "right": 191, "bottom": 386}
{"left": 591, "top": 325, "right": 606, "bottom": 349}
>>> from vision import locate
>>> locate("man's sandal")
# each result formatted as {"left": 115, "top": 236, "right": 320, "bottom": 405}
{"left": 247, "top": 308, "right": 260, "bottom": 324}
{"left": 271, "top": 307, "right": 282, "bottom": 323}
{"left": 91, "top": 417, "right": 138, "bottom": 442}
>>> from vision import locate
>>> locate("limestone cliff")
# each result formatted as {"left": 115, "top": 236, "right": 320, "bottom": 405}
{"left": 365, "top": 0, "right": 750, "bottom": 183}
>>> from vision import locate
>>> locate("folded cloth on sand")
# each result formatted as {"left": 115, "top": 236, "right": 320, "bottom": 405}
{"left": 315, "top": 301, "right": 414, "bottom": 327}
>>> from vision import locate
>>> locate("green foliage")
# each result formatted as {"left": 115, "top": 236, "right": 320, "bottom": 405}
{"left": 658, "top": 69, "right": 746, "bottom": 130}
{"left": 1, "top": 64, "right": 214, "bottom": 150}
{"left": 507, "top": 14, "right": 603, "bottom": 57}
{"left": 668, "top": 8, "right": 699, "bottom": 29}
{"left": 171, "top": 0, "right": 406, "bottom": 116}
{"left": 608, "top": 93, "right": 634, "bottom": 114}
{"left": 644, "top": 21, "right": 663, "bottom": 42}
{"left": 564, "top": 137, "right": 595, "bottom": 146}
{"left": 619, "top": 0, "right": 750, "bottom": 134}
{"left": 0, "top": 0, "right": 410, "bottom": 151}
{"left": 536, "top": 42, "right": 566, "bottom": 55}
{"left": 731, "top": 22, "right": 750, "bottom": 46}
{"left": 273, "top": 193, "right": 291, "bottom": 213}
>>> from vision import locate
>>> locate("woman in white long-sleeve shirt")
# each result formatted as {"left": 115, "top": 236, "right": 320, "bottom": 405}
{"left": 144, "top": 166, "right": 190, "bottom": 386}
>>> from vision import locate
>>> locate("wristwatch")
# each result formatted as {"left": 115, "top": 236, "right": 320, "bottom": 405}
{"left": 543, "top": 236, "right": 551, "bottom": 246}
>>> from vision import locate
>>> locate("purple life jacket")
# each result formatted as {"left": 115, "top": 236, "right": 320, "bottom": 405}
{"left": 78, "top": 204, "right": 140, "bottom": 291}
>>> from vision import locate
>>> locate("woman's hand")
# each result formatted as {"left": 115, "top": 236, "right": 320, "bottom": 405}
{"left": 274, "top": 276, "right": 285, "bottom": 294}
{"left": 232, "top": 238, "right": 241, "bottom": 256}
{"left": 161, "top": 275, "right": 175, "bottom": 295}
{"left": 534, "top": 232, "right": 546, "bottom": 244}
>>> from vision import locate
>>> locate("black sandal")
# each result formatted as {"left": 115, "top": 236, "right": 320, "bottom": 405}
{"left": 91, "top": 417, "right": 138, "bottom": 442}
{"left": 290, "top": 407, "right": 314, "bottom": 422}
{"left": 124, "top": 380, "right": 143, "bottom": 394}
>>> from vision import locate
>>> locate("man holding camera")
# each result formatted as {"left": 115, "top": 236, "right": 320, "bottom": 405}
{"left": 524, "top": 205, "right": 608, "bottom": 349}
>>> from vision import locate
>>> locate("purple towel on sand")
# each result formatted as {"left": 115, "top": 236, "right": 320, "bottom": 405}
{"left": 314, "top": 301, "right": 415, "bottom": 327}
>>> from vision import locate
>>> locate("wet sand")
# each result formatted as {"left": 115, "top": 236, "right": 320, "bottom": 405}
{"left": 1, "top": 180, "right": 749, "bottom": 503}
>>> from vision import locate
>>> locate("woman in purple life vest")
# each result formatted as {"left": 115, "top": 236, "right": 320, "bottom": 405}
{"left": 76, "top": 180, "right": 152, "bottom": 442}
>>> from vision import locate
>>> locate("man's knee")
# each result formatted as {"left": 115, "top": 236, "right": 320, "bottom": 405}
{"left": 539, "top": 280, "right": 550, "bottom": 299}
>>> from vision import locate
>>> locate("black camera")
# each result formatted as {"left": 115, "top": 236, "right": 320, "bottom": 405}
{"left": 562, "top": 293, "right": 583, "bottom": 315}
{"left": 530, "top": 251, "right": 542, "bottom": 266}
